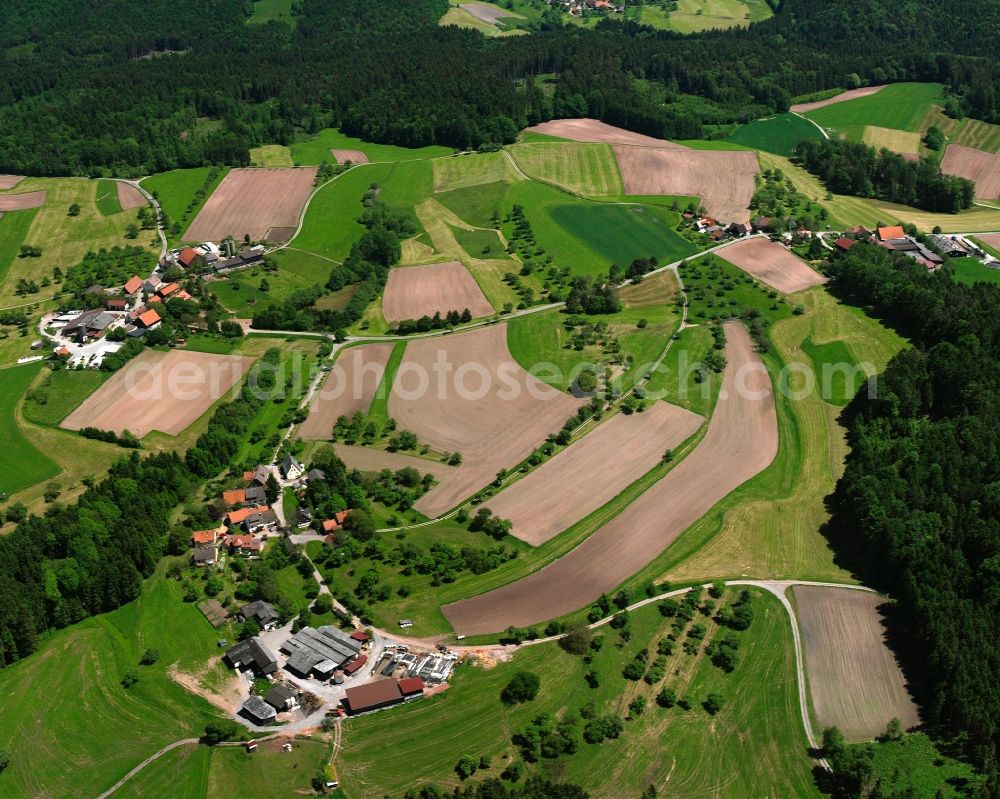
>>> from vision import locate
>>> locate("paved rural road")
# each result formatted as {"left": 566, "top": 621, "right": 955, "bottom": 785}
{"left": 123, "top": 178, "right": 167, "bottom": 261}
{"left": 791, "top": 111, "right": 831, "bottom": 140}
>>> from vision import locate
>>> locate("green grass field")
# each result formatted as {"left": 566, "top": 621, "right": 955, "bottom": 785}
{"left": 436, "top": 180, "right": 510, "bottom": 228}
{"left": 249, "top": 144, "right": 294, "bottom": 166}
{"left": 451, "top": 226, "right": 509, "bottom": 259}
{"left": 432, "top": 151, "right": 514, "bottom": 192}
{"left": 22, "top": 368, "right": 108, "bottom": 427}
{"left": 726, "top": 112, "right": 824, "bottom": 156}
{"left": 805, "top": 83, "right": 943, "bottom": 136}
{"left": 210, "top": 248, "right": 331, "bottom": 314}
{"left": 246, "top": 0, "right": 295, "bottom": 26}
{"left": 952, "top": 117, "right": 1000, "bottom": 153}
{"left": 290, "top": 128, "right": 451, "bottom": 167}
{"left": 339, "top": 588, "right": 817, "bottom": 799}
{"left": 547, "top": 203, "right": 696, "bottom": 270}
{"left": 141, "top": 167, "right": 229, "bottom": 246}
{"left": 507, "top": 142, "right": 624, "bottom": 197}
{"left": 182, "top": 335, "right": 243, "bottom": 354}
{"left": 0, "top": 207, "right": 38, "bottom": 287}
{"left": 949, "top": 257, "right": 1000, "bottom": 285}
{"left": 641, "top": 324, "right": 722, "bottom": 417}
{"left": 0, "top": 568, "right": 224, "bottom": 799}
{"left": 111, "top": 743, "right": 211, "bottom": 799}
{"left": 366, "top": 340, "right": 406, "bottom": 427}
{"left": 207, "top": 739, "right": 330, "bottom": 797}
{"left": 95, "top": 178, "right": 124, "bottom": 215}
{"left": 800, "top": 335, "right": 865, "bottom": 405}
{"left": 0, "top": 362, "right": 60, "bottom": 496}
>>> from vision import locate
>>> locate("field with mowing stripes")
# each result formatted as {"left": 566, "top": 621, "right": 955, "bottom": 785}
{"left": 726, "top": 112, "right": 824, "bottom": 156}
{"left": 805, "top": 83, "right": 942, "bottom": 137}
{"left": 508, "top": 142, "right": 624, "bottom": 196}
{"left": 862, "top": 125, "right": 922, "bottom": 155}
{"left": 432, "top": 151, "right": 515, "bottom": 192}
{"left": 953, "top": 117, "right": 1000, "bottom": 153}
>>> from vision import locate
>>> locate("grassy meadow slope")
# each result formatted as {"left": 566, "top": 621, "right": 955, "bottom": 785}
{"left": 0, "top": 362, "right": 59, "bottom": 496}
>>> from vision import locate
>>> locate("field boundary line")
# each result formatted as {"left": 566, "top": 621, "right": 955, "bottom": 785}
{"left": 792, "top": 111, "right": 830, "bottom": 141}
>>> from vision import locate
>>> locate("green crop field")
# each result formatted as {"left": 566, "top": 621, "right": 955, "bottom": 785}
{"left": 800, "top": 336, "right": 866, "bottom": 405}
{"left": 0, "top": 568, "right": 224, "bottom": 799}
{"left": 805, "top": 82, "right": 943, "bottom": 136}
{"left": 22, "top": 369, "right": 108, "bottom": 427}
{"left": 952, "top": 117, "right": 1000, "bottom": 153}
{"left": 507, "top": 142, "right": 624, "bottom": 197}
{"left": 289, "top": 128, "right": 451, "bottom": 167}
{"left": 436, "top": 180, "right": 511, "bottom": 228}
{"left": 211, "top": 248, "right": 332, "bottom": 315}
{"left": 95, "top": 178, "right": 124, "bottom": 215}
{"left": 950, "top": 257, "right": 1000, "bottom": 285}
{"left": 451, "top": 226, "right": 509, "bottom": 259}
{"left": 339, "top": 588, "right": 817, "bottom": 799}
{"left": 546, "top": 203, "right": 696, "bottom": 273}
{"left": 726, "top": 112, "right": 824, "bottom": 156}
{"left": 0, "top": 363, "right": 60, "bottom": 495}
{"left": 141, "top": 167, "right": 229, "bottom": 246}
{"left": 432, "top": 151, "right": 515, "bottom": 192}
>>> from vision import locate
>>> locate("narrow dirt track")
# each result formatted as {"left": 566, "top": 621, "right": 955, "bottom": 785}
{"left": 442, "top": 322, "right": 778, "bottom": 635}
{"left": 789, "top": 85, "right": 887, "bottom": 114}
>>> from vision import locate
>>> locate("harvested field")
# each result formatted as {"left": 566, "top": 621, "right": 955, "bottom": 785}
{"left": 716, "top": 237, "right": 827, "bottom": 293}
{"left": 331, "top": 149, "right": 369, "bottom": 165}
{"left": 794, "top": 585, "right": 920, "bottom": 741}
{"left": 484, "top": 402, "right": 703, "bottom": 546}
{"left": 443, "top": 322, "right": 778, "bottom": 634}
{"left": 977, "top": 233, "right": 1000, "bottom": 251}
{"left": 61, "top": 350, "right": 253, "bottom": 438}
{"left": 115, "top": 181, "right": 146, "bottom": 211}
{"left": 940, "top": 143, "right": 1000, "bottom": 200}
{"left": 790, "top": 85, "right": 887, "bottom": 114}
{"left": 861, "top": 125, "right": 921, "bottom": 156}
{"left": 0, "top": 175, "right": 24, "bottom": 190}
{"left": 298, "top": 343, "right": 395, "bottom": 439}
{"left": 183, "top": 167, "right": 317, "bottom": 241}
{"left": 383, "top": 260, "right": 494, "bottom": 322}
{"left": 460, "top": 2, "right": 523, "bottom": 24}
{"left": 525, "top": 119, "right": 687, "bottom": 149}
{"left": 264, "top": 226, "right": 295, "bottom": 243}
{"left": 507, "top": 142, "right": 623, "bottom": 197}
{"left": 389, "top": 324, "right": 583, "bottom": 517}
{"left": 613, "top": 145, "right": 759, "bottom": 223}
{"left": 620, "top": 269, "right": 680, "bottom": 307}
{"left": 0, "top": 190, "right": 46, "bottom": 211}
{"left": 332, "top": 444, "right": 456, "bottom": 483}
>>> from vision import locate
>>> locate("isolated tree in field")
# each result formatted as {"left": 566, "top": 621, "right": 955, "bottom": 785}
{"left": 455, "top": 755, "right": 478, "bottom": 780}
{"left": 703, "top": 693, "right": 725, "bottom": 715}
{"left": 884, "top": 717, "right": 904, "bottom": 741}
{"left": 0, "top": 749, "right": 9, "bottom": 772}
{"left": 501, "top": 670, "right": 540, "bottom": 705}
{"left": 203, "top": 720, "right": 241, "bottom": 745}
{"left": 656, "top": 687, "right": 677, "bottom": 708}
{"left": 139, "top": 648, "right": 159, "bottom": 665}
{"left": 67, "top": 203, "right": 80, "bottom": 216}
{"left": 344, "top": 509, "right": 375, "bottom": 541}
{"left": 558, "top": 625, "right": 593, "bottom": 656}
{"left": 120, "top": 670, "right": 139, "bottom": 688}
{"left": 259, "top": 278, "right": 270, "bottom": 292}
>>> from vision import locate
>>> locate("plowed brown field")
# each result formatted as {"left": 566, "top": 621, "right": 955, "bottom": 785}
{"left": 383, "top": 261, "right": 494, "bottom": 322}
{"left": 331, "top": 149, "right": 369, "bottom": 165}
{"left": 794, "top": 585, "right": 920, "bottom": 741}
{"left": 184, "top": 167, "right": 317, "bottom": 241}
{"left": 940, "top": 143, "right": 1000, "bottom": 200}
{"left": 0, "top": 190, "right": 46, "bottom": 211}
{"left": 61, "top": 350, "right": 253, "bottom": 437}
{"left": 612, "top": 146, "right": 759, "bottom": 223}
{"left": 298, "top": 343, "right": 395, "bottom": 440}
{"left": 116, "top": 182, "right": 146, "bottom": 211}
{"left": 526, "top": 119, "right": 687, "bottom": 149}
{"left": 0, "top": 175, "right": 24, "bottom": 190}
{"left": 388, "top": 324, "right": 582, "bottom": 517}
{"left": 443, "top": 322, "right": 778, "bottom": 634}
{"left": 484, "top": 401, "right": 704, "bottom": 546}
{"left": 717, "top": 238, "right": 827, "bottom": 293}
{"left": 332, "top": 444, "right": 457, "bottom": 483}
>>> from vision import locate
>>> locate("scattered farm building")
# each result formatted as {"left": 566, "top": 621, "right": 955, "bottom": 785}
{"left": 193, "top": 543, "right": 218, "bottom": 567}
{"left": 62, "top": 309, "right": 118, "bottom": 342}
{"left": 241, "top": 694, "right": 277, "bottom": 725}
{"left": 342, "top": 677, "right": 424, "bottom": 715}
{"left": 280, "top": 625, "right": 362, "bottom": 679}
{"left": 281, "top": 454, "right": 305, "bottom": 481}
{"left": 238, "top": 600, "right": 281, "bottom": 630}
{"left": 225, "top": 637, "right": 279, "bottom": 676}
{"left": 123, "top": 275, "right": 143, "bottom": 295}
{"left": 264, "top": 683, "right": 300, "bottom": 712}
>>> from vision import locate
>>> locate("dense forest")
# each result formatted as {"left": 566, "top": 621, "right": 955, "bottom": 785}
{"left": 6, "top": 0, "right": 1000, "bottom": 173}
{"left": 796, "top": 139, "right": 976, "bottom": 213}
{"left": 825, "top": 244, "right": 1000, "bottom": 782}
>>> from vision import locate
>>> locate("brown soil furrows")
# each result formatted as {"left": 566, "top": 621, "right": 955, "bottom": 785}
{"left": 612, "top": 146, "right": 759, "bottom": 223}
{"left": 389, "top": 324, "right": 583, "bottom": 518}
{"left": 716, "top": 238, "right": 827, "bottom": 293}
{"left": 331, "top": 149, "right": 369, "bottom": 165}
{"left": 789, "top": 85, "right": 887, "bottom": 114}
{"left": 442, "top": 322, "right": 777, "bottom": 635}
{"left": 61, "top": 350, "right": 253, "bottom": 437}
{"left": 525, "top": 119, "right": 688, "bottom": 149}
{"left": 0, "top": 175, "right": 25, "bottom": 190}
{"left": 184, "top": 167, "right": 317, "bottom": 241}
{"left": 484, "top": 401, "right": 703, "bottom": 546}
{"left": 116, "top": 182, "right": 146, "bottom": 210}
{"left": 383, "top": 261, "right": 494, "bottom": 322}
{"left": 793, "top": 586, "right": 921, "bottom": 741}
{"left": 331, "top": 443, "right": 457, "bottom": 484}
{"left": 298, "top": 343, "right": 395, "bottom": 440}
{"left": 940, "top": 143, "right": 1000, "bottom": 200}
{"left": 0, "top": 190, "right": 46, "bottom": 211}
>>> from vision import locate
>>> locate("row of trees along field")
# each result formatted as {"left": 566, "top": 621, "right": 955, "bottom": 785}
{"left": 795, "top": 139, "right": 976, "bottom": 213}
{"left": 825, "top": 243, "right": 1000, "bottom": 784}
{"left": 7, "top": 0, "right": 1000, "bottom": 173}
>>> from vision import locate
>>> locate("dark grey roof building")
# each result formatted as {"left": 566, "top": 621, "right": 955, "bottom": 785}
{"left": 264, "top": 683, "right": 299, "bottom": 712}
{"left": 241, "top": 694, "right": 277, "bottom": 724}
{"left": 224, "top": 636, "right": 278, "bottom": 675}
{"left": 279, "top": 625, "right": 362, "bottom": 678}
{"left": 238, "top": 600, "right": 280, "bottom": 630}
